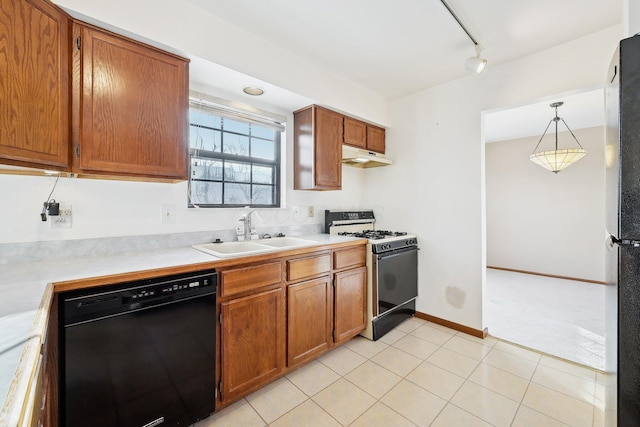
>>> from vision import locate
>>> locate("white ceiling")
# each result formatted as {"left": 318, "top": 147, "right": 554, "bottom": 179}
{"left": 484, "top": 88, "right": 605, "bottom": 143}
{"left": 182, "top": 0, "right": 620, "bottom": 142}
{"left": 184, "top": 0, "right": 621, "bottom": 100}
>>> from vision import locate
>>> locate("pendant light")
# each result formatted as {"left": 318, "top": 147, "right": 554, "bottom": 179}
{"left": 529, "top": 102, "right": 587, "bottom": 173}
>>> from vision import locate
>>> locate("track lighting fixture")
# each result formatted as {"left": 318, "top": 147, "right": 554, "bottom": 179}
{"left": 465, "top": 45, "right": 487, "bottom": 74}
{"left": 440, "top": 0, "right": 488, "bottom": 74}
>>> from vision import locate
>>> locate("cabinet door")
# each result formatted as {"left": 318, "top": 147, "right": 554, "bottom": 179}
{"left": 334, "top": 267, "right": 367, "bottom": 344}
{"left": 220, "top": 288, "right": 285, "bottom": 402}
{"left": 343, "top": 117, "right": 366, "bottom": 149}
{"left": 294, "top": 105, "right": 342, "bottom": 190}
{"left": 74, "top": 24, "right": 188, "bottom": 179}
{"left": 314, "top": 107, "right": 342, "bottom": 189}
{"left": 0, "top": 0, "right": 69, "bottom": 170}
{"left": 287, "top": 276, "right": 332, "bottom": 366}
{"left": 366, "top": 125, "right": 386, "bottom": 154}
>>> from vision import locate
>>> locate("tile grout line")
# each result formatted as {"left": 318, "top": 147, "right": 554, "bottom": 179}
{"left": 508, "top": 350, "right": 541, "bottom": 427}
{"left": 205, "top": 316, "right": 601, "bottom": 427}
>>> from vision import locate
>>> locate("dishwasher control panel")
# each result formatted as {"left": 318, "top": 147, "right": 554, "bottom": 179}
{"left": 62, "top": 269, "right": 217, "bottom": 326}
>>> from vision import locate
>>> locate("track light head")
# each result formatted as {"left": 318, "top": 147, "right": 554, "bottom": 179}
{"left": 465, "top": 45, "right": 487, "bottom": 74}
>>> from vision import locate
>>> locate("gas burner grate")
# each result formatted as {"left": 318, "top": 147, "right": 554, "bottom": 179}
{"left": 338, "top": 229, "right": 409, "bottom": 240}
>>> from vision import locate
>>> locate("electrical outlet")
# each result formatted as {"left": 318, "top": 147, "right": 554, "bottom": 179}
{"left": 308, "top": 206, "right": 314, "bottom": 217}
{"left": 162, "top": 204, "right": 176, "bottom": 224}
{"left": 49, "top": 204, "right": 72, "bottom": 229}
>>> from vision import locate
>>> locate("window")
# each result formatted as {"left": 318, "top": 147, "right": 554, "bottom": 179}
{"left": 188, "top": 96, "right": 284, "bottom": 208}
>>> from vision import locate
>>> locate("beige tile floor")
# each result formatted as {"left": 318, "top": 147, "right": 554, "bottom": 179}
{"left": 195, "top": 317, "right": 606, "bottom": 427}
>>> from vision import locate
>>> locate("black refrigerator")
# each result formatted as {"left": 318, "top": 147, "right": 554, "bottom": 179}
{"left": 605, "top": 34, "right": 640, "bottom": 427}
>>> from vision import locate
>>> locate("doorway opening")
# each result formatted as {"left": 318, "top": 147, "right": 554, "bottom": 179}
{"left": 482, "top": 87, "right": 606, "bottom": 370}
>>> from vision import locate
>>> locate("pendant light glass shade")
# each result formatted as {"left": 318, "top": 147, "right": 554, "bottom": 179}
{"left": 529, "top": 148, "right": 588, "bottom": 173}
{"left": 530, "top": 102, "right": 587, "bottom": 174}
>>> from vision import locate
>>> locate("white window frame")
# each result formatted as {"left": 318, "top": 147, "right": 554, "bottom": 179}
{"left": 187, "top": 92, "right": 285, "bottom": 208}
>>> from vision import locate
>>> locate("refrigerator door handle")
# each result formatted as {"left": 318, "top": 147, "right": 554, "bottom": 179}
{"left": 611, "top": 236, "right": 640, "bottom": 247}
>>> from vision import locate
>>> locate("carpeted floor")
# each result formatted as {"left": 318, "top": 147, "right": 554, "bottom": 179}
{"left": 485, "top": 268, "right": 605, "bottom": 370}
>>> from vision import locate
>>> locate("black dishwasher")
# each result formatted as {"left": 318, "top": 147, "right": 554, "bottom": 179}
{"left": 59, "top": 270, "right": 217, "bottom": 427}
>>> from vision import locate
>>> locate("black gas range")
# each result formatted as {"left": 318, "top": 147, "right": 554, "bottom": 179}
{"left": 325, "top": 210, "right": 419, "bottom": 340}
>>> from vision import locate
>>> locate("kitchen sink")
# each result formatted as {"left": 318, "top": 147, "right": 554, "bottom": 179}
{"left": 257, "top": 237, "right": 316, "bottom": 248}
{"left": 192, "top": 237, "right": 318, "bottom": 258}
{"left": 192, "top": 241, "right": 273, "bottom": 258}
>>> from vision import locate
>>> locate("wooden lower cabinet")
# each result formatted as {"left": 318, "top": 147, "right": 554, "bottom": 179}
{"left": 220, "top": 288, "right": 285, "bottom": 403}
{"left": 287, "top": 276, "right": 332, "bottom": 366}
{"left": 334, "top": 267, "right": 367, "bottom": 344}
{"left": 216, "top": 243, "right": 367, "bottom": 408}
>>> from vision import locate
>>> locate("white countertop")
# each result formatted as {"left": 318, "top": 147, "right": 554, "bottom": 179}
{"left": 0, "top": 234, "right": 362, "bottom": 426}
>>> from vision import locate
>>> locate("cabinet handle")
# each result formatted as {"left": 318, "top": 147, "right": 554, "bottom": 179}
{"left": 76, "top": 37, "right": 81, "bottom": 50}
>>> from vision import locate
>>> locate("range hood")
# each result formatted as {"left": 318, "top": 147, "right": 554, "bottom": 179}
{"left": 342, "top": 145, "right": 393, "bottom": 168}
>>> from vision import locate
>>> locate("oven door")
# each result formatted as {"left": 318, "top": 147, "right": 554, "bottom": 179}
{"left": 374, "top": 246, "right": 418, "bottom": 316}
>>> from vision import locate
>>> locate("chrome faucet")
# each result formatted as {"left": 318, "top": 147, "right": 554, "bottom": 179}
{"left": 239, "top": 208, "right": 258, "bottom": 240}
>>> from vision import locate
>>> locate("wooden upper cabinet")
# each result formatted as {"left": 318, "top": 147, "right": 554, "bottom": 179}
{"left": 294, "top": 105, "right": 342, "bottom": 190}
{"left": 0, "top": 0, "right": 70, "bottom": 170}
{"left": 366, "top": 125, "right": 386, "bottom": 154}
{"left": 344, "top": 117, "right": 386, "bottom": 154}
{"left": 343, "top": 117, "right": 366, "bottom": 149}
{"left": 72, "top": 23, "right": 189, "bottom": 179}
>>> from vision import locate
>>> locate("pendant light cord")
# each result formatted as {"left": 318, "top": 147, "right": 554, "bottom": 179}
{"left": 531, "top": 120, "right": 554, "bottom": 154}
{"left": 531, "top": 103, "right": 585, "bottom": 154}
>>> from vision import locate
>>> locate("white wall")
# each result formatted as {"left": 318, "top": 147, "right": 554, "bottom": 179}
{"left": 2, "top": 72, "right": 369, "bottom": 244}
{"left": 0, "top": 125, "right": 366, "bottom": 244}
{"left": 623, "top": 0, "right": 640, "bottom": 36}
{"left": 363, "top": 26, "right": 623, "bottom": 330}
{"left": 486, "top": 127, "right": 605, "bottom": 282}
{"left": 51, "top": 0, "right": 388, "bottom": 126}
{"left": 0, "top": 0, "right": 389, "bottom": 245}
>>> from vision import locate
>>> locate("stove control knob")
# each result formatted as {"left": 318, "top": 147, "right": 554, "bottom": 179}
{"left": 384, "top": 243, "right": 392, "bottom": 250}
{"left": 406, "top": 238, "right": 417, "bottom": 245}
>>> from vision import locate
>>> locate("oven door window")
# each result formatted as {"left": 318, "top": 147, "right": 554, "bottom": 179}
{"left": 375, "top": 248, "right": 418, "bottom": 315}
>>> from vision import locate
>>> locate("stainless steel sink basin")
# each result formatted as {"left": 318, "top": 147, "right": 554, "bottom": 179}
{"left": 257, "top": 237, "right": 316, "bottom": 248}
{"left": 192, "top": 241, "right": 273, "bottom": 258}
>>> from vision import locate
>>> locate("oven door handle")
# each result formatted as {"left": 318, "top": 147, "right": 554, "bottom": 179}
{"left": 375, "top": 246, "right": 419, "bottom": 259}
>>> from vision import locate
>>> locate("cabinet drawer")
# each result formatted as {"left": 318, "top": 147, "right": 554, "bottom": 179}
{"left": 220, "top": 262, "right": 282, "bottom": 297}
{"left": 333, "top": 246, "right": 366, "bottom": 270}
{"left": 287, "top": 254, "right": 331, "bottom": 282}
